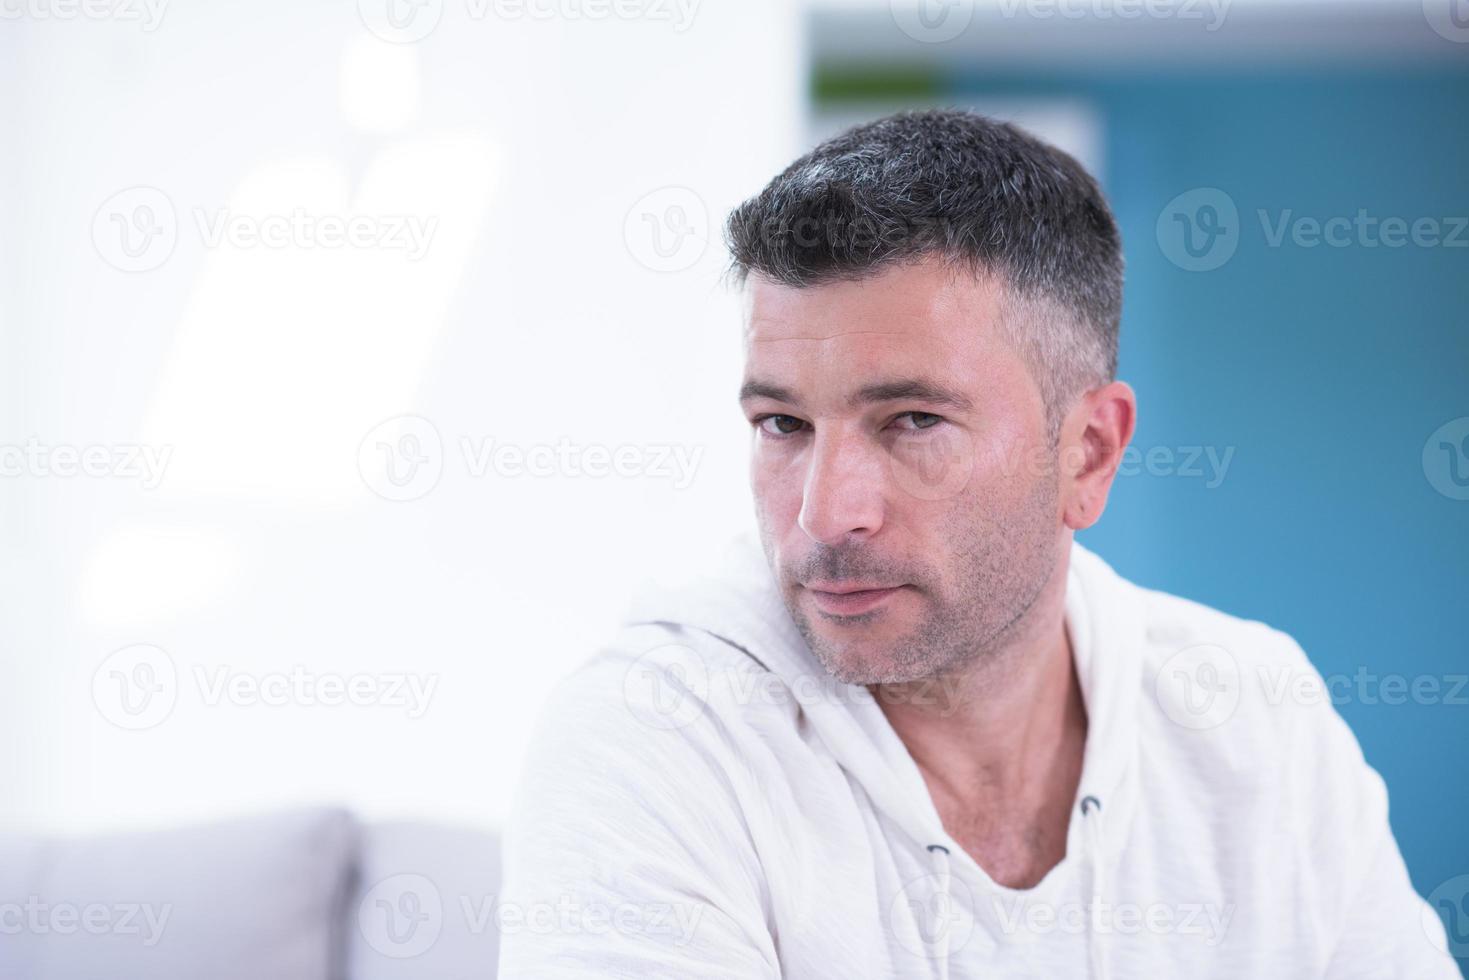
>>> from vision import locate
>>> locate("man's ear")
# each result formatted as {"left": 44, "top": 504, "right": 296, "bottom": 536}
{"left": 1059, "top": 381, "right": 1136, "bottom": 531}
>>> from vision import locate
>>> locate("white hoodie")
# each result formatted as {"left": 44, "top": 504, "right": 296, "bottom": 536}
{"left": 498, "top": 531, "right": 1458, "bottom": 978}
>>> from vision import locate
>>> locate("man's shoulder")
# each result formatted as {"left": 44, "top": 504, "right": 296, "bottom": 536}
{"left": 1075, "top": 550, "right": 1355, "bottom": 766}
{"left": 1073, "top": 545, "right": 1320, "bottom": 723}
{"left": 1121, "top": 572, "right": 1378, "bottom": 813}
{"left": 534, "top": 620, "right": 802, "bottom": 758}
{"left": 1072, "top": 540, "right": 1306, "bottom": 674}
{"left": 1134, "top": 579, "right": 1310, "bottom": 676}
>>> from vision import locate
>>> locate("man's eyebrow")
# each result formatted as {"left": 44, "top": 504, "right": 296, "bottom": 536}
{"left": 738, "top": 377, "right": 974, "bottom": 413}
{"left": 851, "top": 378, "right": 974, "bottom": 413}
{"left": 738, "top": 379, "right": 798, "bottom": 404}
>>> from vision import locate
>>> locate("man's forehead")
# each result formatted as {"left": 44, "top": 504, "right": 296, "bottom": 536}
{"left": 742, "top": 321, "right": 958, "bottom": 377}
{"left": 741, "top": 259, "right": 1007, "bottom": 347}
{"left": 739, "top": 281, "right": 1016, "bottom": 412}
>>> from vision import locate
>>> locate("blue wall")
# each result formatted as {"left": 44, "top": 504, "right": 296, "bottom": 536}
{"left": 941, "top": 67, "right": 1468, "bottom": 969}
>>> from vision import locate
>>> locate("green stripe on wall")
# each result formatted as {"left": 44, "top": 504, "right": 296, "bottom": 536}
{"left": 810, "top": 66, "right": 946, "bottom": 103}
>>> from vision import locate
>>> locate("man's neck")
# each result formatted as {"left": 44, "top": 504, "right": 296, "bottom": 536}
{"left": 870, "top": 557, "right": 1088, "bottom": 888}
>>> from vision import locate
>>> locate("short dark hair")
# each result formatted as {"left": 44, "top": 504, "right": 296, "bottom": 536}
{"left": 724, "top": 107, "right": 1123, "bottom": 439}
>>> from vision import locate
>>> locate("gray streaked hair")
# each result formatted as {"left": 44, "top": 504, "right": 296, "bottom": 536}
{"left": 723, "top": 107, "right": 1123, "bottom": 441}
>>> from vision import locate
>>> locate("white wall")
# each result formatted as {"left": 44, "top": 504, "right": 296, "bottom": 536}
{"left": 0, "top": 0, "right": 802, "bottom": 834}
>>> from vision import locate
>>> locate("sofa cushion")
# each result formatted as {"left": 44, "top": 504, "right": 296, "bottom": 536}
{"left": 0, "top": 807, "right": 359, "bottom": 980}
{"left": 347, "top": 821, "right": 502, "bottom": 980}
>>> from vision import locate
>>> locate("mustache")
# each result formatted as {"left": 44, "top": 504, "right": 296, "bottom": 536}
{"left": 787, "top": 545, "right": 926, "bottom": 587}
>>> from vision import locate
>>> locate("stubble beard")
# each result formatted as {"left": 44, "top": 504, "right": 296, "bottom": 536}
{"left": 765, "top": 471, "right": 1062, "bottom": 689}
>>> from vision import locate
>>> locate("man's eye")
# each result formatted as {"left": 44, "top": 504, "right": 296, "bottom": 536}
{"left": 895, "top": 411, "right": 944, "bottom": 430}
{"left": 756, "top": 415, "right": 806, "bottom": 436}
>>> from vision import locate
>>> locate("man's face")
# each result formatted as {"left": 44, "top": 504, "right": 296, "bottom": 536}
{"left": 740, "top": 256, "right": 1066, "bottom": 686}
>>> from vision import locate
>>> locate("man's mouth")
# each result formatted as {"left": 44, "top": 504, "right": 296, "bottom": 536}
{"left": 803, "top": 582, "right": 908, "bottom": 616}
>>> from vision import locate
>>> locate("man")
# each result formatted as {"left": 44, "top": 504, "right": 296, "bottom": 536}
{"left": 498, "top": 109, "right": 1457, "bottom": 977}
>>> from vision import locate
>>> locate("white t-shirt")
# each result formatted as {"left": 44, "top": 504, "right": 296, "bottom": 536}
{"left": 498, "top": 532, "right": 1459, "bottom": 978}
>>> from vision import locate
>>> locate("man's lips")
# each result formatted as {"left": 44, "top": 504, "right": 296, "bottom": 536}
{"left": 803, "top": 582, "right": 908, "bottom": 616}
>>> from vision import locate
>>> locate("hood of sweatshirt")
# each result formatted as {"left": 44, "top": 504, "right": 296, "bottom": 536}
{"left": 622, "top": 528, "right": 1147, "bottom": 979}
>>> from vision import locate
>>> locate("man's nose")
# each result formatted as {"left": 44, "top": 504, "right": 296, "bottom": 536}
{"left": 797, "top": 429, "right": 886, "bottom": 545}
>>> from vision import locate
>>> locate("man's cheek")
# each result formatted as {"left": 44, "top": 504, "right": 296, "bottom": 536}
{"left": 750, "top": 455, "right": 802, "bottom": 525}
{"left": 968, "top": 428, "right": 1054, "bottom": 495}
{"left": 887, "top": 428, "right": 977, "bottom": 503}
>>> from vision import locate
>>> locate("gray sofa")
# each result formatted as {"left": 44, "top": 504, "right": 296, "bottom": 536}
{"left": 0, "top": 808, "right": 503, "bottom": 979}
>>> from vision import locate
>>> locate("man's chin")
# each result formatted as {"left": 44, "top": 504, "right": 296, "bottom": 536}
{"left": 784, "top": 594, "right": 943, "bottom": 685}
{"left": 804, "top": 636, "right": 934, "bottom": 687}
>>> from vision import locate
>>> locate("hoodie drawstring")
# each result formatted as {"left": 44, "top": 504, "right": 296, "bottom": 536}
{"left": 922, "top": 796, "right": 1108, "bottom": 979}
{"left": 1081, "top": 795, "right": 1110, "bottom": 980}
{"left": 926, "top": 843, "right": 953, "bottom": 980}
